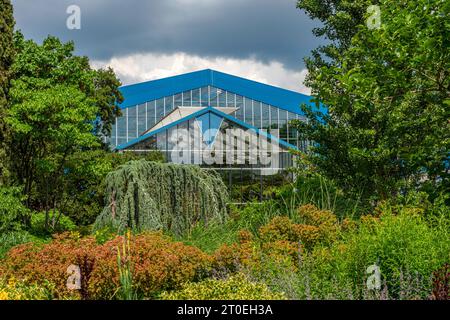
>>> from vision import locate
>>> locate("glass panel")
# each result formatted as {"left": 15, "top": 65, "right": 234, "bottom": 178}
{"left": 192, "top": 88, "right": 200, "bottom": 105}
{"left": 289, "top": 127, "right": 298, "bottom": 139}
{"left": 165, "top": 96, "right": 174, "bottom": 114}
{"left": 200, "top": 86, "right": 209, "bottom": 106}
{"left": 177, "top": 121, "right": 190, "bottom": 163}
{"left": 117, "top": 115, "right": 127, "bottom": 145}
{"left": 166, "top": 126, "right": 177, "bottom": 160}
{"left": 262, "top": 104, "right": 271, "bottom": 130}
{"left": 174, "top": 93, "right": 182, "bottom": 108}
{"left": 157, "top": 131, "right": 167, "bottom": 151}
{"left": 129, "top": 135, "right": 157, "bottom": 151}
{"left": 210, "top": 87, "right": 218, "bottom": 107}
{"left": 226, "top": 92, "right": 236, "bottom": 108}
{"left": 270, "top": 106, "right": 279, "bottom": 130}
{"left": 183, "top": 90, "right": 192, "bottom": 106}
{"left": 253, "top": 101, "right": 262, "bottom": 128}
{"left": 244, "top": 98, "right": 253, "bottom": 126}
{"left": 156, "top": 98, "right": 165, "bottom": 120}
{"left": 279, "top": 109, "right": 288, "bottom": 140}
{"left": 138, "top": 104, "right": 146, "bottom": 135}
{"left": 288, "top": 112, "right": 297, "bottom": 122}
{"left": 235, "top": 95, "right": 244, "bottom": 121}
{"left": 128, "top": 106, "right": 138, "bottom": 140}
{"left": 147, "top": 100, "right": 156, "bottom": 129}
{"left": 111, "top": 121, "right": 117, "bottom": 146}
{"left": 218, "top": 89, "right": 226, "bottom": 107}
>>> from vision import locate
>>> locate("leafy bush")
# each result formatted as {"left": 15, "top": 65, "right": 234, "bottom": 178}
{"left": 0, "top": 231, "right": 43, "bottom": 259}
{"left": 210, "top": 202, "right": 450, "bottom": 300}
{"left": 160, "top": 274, "right": 286, "bottom": 300}
{"left": 0, "top": 187, "right": 31, "bottom": 233}
{"left": 324, "top": 208, "right": 450, "bottom": 298}
{"left": 0, "top": 232, "right": 211, "bottom": 300}
{"left": 285, "top": 205, "right": 450, "bottom": 300}
{"left": 0, "top": 277, "right": 54, "bottom": 300}
{"left": 30, "top": 211, "right": 76, "bottom": 236}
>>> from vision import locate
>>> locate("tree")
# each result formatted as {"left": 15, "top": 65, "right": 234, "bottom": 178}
{"left": 0, "top": 0, "right": 15, "bottom": 185}
{"left": 61, "top": 150, "right": 164, "bottom": 226}
{"left": 296, "top": 0, "right": 449, "bottom": 200}
{"left": 94, "top": 160, "right": 229, "bottom": 236}
{"left": 6, "top": 34, "right": 123, "bottom": 223}
{"left": 0, "top": 186, "right": 31, "bottom": 233}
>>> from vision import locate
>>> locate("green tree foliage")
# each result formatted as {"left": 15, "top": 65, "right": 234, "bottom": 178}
{"left": 296, "top": 0, "right": 449, "bottom": 200}
{"left": 297, "top": 0, "right": 376, "bottom": 65}
{"left": 94, "top": 160, "right": 229, "bottom": 235}
{"left": 62, "top": 150, "right": 164, "bottom": 226}
{"left": 5, "top": 34, "right": 123, "bottom": 215}
{"left": 0, "top": 187, "right": 31, "bottom": 233}
{"left": 0, "top": 0, "right": 15, "bottom": 185}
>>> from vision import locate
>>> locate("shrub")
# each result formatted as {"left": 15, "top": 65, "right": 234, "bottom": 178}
{"left": 0, "top": 231, "right": 43, "bottom": 259}
{"left": 297, "top": 204, "right": 339, "bottom": 244}
{"left": 305, "top": 207, "right": 450, "bottom": 299}
{"left": 0, "top": 187, "right": 31, "bottom": 233}
{"left": 0, "top": 232, "right": 211, "bottom": 300}
{"left": 0, "top": 277, "right": 54, "bottom": 300}
{"left": 30, "top": 211, "right": 77, "bottom": 236}
{"left": 258, "top": 207, "right": 336, "bottom": 249}
{"left": 159, "top": 274, "right": 286, "bottom": 300}
{"left": 431, "top": 263, "right": 449, "bottom": 300}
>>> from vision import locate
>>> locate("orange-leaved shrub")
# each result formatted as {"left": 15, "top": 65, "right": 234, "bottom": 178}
{"left": 212, "top": 205, "right": 344, "bottom": 276}
{"left": 297, "top": 204, "right": 339, "bottom": 244}
{"left": 0, "top": 232, "right": 211, "bottom": 300}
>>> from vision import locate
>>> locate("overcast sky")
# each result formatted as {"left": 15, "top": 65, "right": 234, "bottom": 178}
{"left": 11, "top": 0, "right": 322, "bottom": 94}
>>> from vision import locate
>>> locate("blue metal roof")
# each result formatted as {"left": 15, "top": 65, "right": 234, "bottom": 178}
{"left": 119, "top": 69, "right": 319, "bottom": 115}
{"left": 115, "top": 106, "right": 299, "bottom": 151}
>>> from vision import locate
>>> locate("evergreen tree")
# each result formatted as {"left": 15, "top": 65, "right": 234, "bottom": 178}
{"left": 0, "top": 0, "right": 15, "bottom": 184}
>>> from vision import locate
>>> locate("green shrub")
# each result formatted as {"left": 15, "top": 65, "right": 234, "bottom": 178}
{"left": 0, "top": 187, "right": 31, "bottom": 233}
{"left": 0, "top": 231, "right": 43, "bottom": 259}
{"left": 0, "top": 277, "right": 55, "bottom": 300}
{"left": 305, "top": 207, "right": 450, "bottom": 299}
{"left": 180, "top": 221, "right": 241, "bottom": 254}
{"left": 31, "top": 211, "right": 77, "bottom": 236}
{"left": 160, "top": 274, "right": 286, "bottom": 300}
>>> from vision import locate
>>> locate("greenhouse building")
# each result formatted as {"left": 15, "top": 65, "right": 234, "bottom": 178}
{"left": 109, "top": 69, "right": 317, "bottom": 200}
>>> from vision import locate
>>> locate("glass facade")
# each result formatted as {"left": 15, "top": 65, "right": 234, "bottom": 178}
{"left": 111, "top": 86, "right": 307, "bottom": 151}
{"left": 126, "top": 113, "right": 294, "bottom": 171}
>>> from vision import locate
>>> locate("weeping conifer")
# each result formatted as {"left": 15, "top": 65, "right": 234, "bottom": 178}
{"left": 94, "top": 160, "right": 229, "bottom": 235}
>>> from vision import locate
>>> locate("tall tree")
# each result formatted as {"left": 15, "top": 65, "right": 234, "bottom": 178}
{"left": 296, "top": 0, "right": 449, "bottom": 200}
{"left": 6, "top": 34, "right": 123, "bottom": 217}
{"left": 0, "top": 0, "right": 15, "bottom": 185}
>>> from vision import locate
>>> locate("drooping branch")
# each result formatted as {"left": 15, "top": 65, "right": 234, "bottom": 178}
{"left": 94, "top": 160, "right": 229, "bottom": 236}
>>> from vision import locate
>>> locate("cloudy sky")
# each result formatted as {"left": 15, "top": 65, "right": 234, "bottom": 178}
{"left": 11, "top": 0, "right": 322, "bottom": 94}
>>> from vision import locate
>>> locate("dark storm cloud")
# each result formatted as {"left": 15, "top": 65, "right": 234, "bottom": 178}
{"left": 11, "top": 0, "right": 322, "bottom": 70}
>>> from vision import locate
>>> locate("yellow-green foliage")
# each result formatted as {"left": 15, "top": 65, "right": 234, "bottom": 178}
{"left": 304, "top": 207, "right": 450, "bottom": 299}
{"left": 0, "top": 277, "right": 54, "bottom": 300}
{"left": 160, "top": 274, "right": 286, "bottom": 300}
